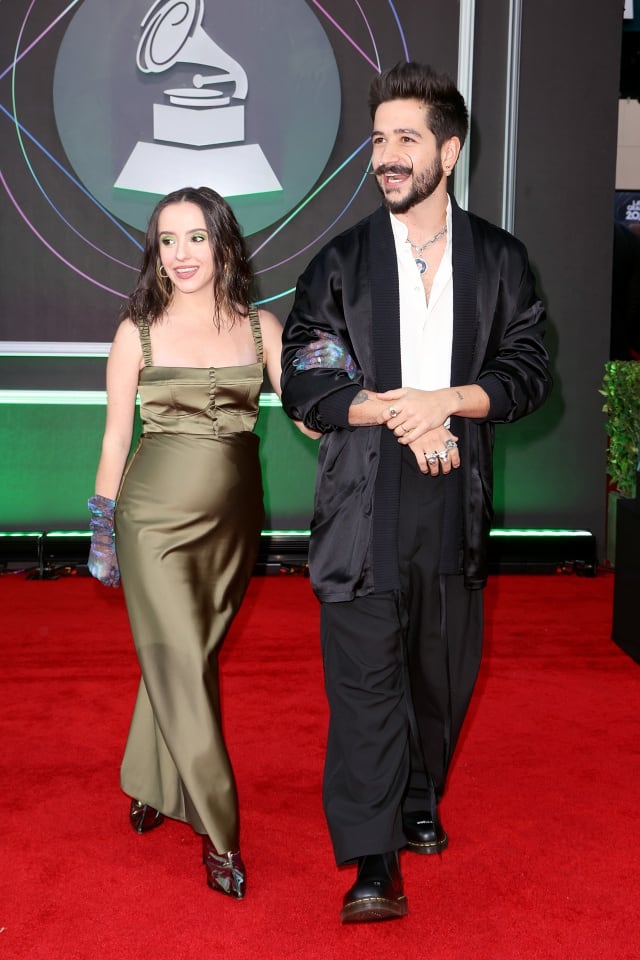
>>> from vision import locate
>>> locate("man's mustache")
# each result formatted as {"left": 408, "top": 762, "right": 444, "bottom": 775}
{"left": 372, "top": 162, "right": 413, "bottom": 177}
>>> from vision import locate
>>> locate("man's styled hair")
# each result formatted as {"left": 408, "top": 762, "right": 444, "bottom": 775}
{"left": 369, "top": 61, "right": 469, "bottom": 149}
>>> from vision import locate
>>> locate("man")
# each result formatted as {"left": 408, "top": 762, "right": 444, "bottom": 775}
{"left": 280, "top": 61, "right": 551, "bottom": 924}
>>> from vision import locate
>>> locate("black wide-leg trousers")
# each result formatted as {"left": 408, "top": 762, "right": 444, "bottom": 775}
{"left": 320, "top": 452, "right": 483, "bottom": 865}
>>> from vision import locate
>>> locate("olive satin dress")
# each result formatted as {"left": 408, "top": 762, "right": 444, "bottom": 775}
{"left": 115, "top": 309, "right": 265, "bottom": 853}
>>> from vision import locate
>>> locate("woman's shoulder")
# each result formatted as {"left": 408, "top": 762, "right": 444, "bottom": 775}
{"left": 108, "top": 316, "right": 144, "bottom": 365}
{"left": 113, "top": 316, "right": 141, "bottom": 340}
{"left": 254, "top": 307, "right": 282, "bottom": 364}
{"left": 255, "top": 307, "right": 282, "bottom": 332}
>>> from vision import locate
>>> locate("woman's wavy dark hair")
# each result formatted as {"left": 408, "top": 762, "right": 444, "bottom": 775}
{"left": 369, "top": 61, "right": 468, "bottom": 149}
{"left": 121, "top": 186, "right": 253, "bottom": 328}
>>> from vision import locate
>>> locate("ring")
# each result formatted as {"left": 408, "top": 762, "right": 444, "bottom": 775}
{"left": 425, "top": 453, "right": 438, "bottom": 465}
{"left": 437, "top": 450, "right": 449, "bottom": 462}
{"left": 444, "top": 439, "right": 457, "bottom": 450}
{"left": 389, "top": 407, "right": 399, "bottom": 418}
{"left": 400, "top": 424, "right": 408, "bottom": 433}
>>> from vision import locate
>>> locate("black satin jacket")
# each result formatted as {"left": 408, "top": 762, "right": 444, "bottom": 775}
{"left": 281, "top": 199, "right": 551, "bottom": 601}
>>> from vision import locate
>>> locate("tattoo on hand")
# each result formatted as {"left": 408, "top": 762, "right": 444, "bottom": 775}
{"left": 456, "top": 390, "right": 464, "bottom": 401}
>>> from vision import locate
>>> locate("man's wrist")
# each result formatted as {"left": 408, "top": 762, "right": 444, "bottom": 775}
{"left": 447, "top": 384, "right": 491, "bottom": 419}
{"left": 348, "top": 390, "right": 385, "bottom": 426}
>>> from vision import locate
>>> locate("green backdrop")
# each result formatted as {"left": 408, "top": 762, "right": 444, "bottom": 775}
{"left": 0, "top": 398, "right": 319, "bottom": 532}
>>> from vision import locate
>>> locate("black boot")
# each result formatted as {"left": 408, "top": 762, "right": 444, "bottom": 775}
{"left": 202, "top": 836, "right": 245, "bottom": 899}
{"left": 340, "top": 851, "right": 407, "bottom": 923}
{"left": 402, "top": 810, "right": 448, "bottom": 854}
{"left": 129, "top": 798, "right": 165, "bottom": 834}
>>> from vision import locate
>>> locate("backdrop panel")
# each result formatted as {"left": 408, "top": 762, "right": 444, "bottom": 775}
{"left": 0, "top": 0, "right": 622, "bottom": 552}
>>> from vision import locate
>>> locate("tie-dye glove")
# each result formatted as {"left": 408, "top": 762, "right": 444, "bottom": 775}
{"left": 293, "top": 330, "right": 359, "bottom": 380}
{"left": 87, "top": 494, "right": 120, "bottom": 588}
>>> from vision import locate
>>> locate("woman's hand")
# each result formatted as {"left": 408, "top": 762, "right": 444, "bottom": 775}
{"left": 87, "top": 495, "right": 121, "bottom": 587}
{"left": 293, "top": 330, "right": 359, "bottom": 379}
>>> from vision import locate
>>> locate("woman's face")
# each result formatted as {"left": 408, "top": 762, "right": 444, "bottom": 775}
{"left": 157, "top": 201, "right": 215, "bottom": 296}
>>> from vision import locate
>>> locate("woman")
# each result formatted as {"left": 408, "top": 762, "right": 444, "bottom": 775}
{"left": 88, "top": 185, "right": 316, "bottom": 898}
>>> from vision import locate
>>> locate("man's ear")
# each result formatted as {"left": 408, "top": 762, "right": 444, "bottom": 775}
{"left": 442, "top": 137, "right": 461, "bottom": 176}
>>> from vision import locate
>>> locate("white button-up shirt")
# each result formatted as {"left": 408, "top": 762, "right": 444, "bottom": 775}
{"left": 390, "top": 197, "right": 453, "bottom": 392}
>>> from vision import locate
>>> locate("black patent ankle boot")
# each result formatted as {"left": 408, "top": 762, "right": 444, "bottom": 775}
{"left": 129, "top": 798, "right": 164, "bottom": 834}
{"left": 202, "top": 836, "right": 245, "bottom": 899}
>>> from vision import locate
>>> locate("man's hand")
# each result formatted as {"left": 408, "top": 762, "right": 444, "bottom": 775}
{"left": 408, "top": 430, "right": 460, "bottom": 474}
{"left": 377, "top": 383, "right": 490, "bottom": 441}
{"left": 376, "top": 387, "right": 453, "bottom": 438}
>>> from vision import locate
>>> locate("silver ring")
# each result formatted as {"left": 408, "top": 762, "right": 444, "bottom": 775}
{"left": 425, "top": 453, "right": 438, "bottom": 465}
{"left": 444, "top": 439, "right": 457, "bottom": 450}
{"left": 437, "top": 450, "right": 449, "bottom": 462}
{"left": 389, "top": 406, "right": 399, "bottom": 418}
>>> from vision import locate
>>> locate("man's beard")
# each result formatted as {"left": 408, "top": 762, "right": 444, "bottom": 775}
{"left": 375, "top": 155, "right": 444, "bottom": 214}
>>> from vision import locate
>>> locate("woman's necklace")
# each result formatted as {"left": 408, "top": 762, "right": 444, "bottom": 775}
{"left": 406, "top": 224, "right": 447, "bottom": 275}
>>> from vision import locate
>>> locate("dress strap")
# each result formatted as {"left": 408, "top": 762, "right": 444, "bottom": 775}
{"left": 138, "top": 318, "right": 153, "bottom": 367}
{"left": 248, "top": 305, "right": 264, "bottom": 365}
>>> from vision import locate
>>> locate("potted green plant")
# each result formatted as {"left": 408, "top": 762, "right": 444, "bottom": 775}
{"left": 601, "top": 360, "right": 640, "bottom": 496}
{"left": 600, "top": 359, "right": 640, "bottom": 561}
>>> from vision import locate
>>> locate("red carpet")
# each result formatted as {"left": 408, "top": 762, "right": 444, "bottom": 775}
{"left": 1, "top": 571, "right": 639, "bottom": 959}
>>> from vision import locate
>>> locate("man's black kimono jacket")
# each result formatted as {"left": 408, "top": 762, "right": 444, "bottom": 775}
{"left": 281, "top": 198, "right": 551, "bottom": 602}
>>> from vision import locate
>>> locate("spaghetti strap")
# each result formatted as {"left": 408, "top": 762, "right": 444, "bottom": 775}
{"left": 248, "top": 305, "right": 263, "bottom": 365}
{"left": 138, "top": 318, "right": 153, "bottom": 367}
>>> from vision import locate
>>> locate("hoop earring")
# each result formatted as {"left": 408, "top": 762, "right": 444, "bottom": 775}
{"left": 156, "top": 261, "right": 172, "bottom": 291}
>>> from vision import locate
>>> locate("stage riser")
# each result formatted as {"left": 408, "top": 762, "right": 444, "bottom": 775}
{"left": 0, "top": 532, "right": 598, "bottom": 578}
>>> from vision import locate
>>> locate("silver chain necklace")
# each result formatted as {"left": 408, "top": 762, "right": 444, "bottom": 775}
{"left": 406, "top": 224, "right": 447, "bottom": 275}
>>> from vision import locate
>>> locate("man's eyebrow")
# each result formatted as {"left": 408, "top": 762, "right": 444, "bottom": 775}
{"left": 371, "top": 126, "right": 423, "bottom": 138}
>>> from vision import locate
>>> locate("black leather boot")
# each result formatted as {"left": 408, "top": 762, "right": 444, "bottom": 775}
{"left": 340, "top": 851, "right": 407, "bottom": 923}
{"left": 129, "top": 798, "right": 165, "bottom": 834}
{"left": 402, "top": 810, "right": 448, "bottom": 854}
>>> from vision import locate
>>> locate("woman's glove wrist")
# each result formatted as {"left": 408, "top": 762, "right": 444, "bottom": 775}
{"left": 87, "top": 495, "right": 120, "bottom": 588}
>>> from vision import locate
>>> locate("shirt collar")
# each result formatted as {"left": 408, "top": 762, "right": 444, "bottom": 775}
{"left": 389, "top": 195, "right": 453, "bottom": 251}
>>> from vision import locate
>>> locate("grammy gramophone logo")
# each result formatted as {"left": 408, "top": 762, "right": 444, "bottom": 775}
{"left": 114, "top": 0, "right": 282, "bottom": 198}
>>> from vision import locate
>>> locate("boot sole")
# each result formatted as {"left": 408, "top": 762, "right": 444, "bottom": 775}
{"left": 404, "top": 833, "right": 448, "bottom": 855}
{"left": 340, "top": 895, "right": 408, "bottom": 923}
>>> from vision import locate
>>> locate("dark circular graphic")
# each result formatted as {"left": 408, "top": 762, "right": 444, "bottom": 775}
{"left": 53, "top": 0, "right": 341, "bottom": 235}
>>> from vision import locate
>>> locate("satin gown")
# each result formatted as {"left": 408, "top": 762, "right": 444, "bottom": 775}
{"left": 115, "top": 309, "right": 265, "bottom": 853}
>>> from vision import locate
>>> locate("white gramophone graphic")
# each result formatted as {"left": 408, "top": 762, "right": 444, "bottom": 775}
{"left": 114, "top": 0, "right": 282, "bottom": 197}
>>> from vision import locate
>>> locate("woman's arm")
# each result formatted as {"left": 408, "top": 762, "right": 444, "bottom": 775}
{"left": 94, "top": 319, "right": 143, "bottom": 498}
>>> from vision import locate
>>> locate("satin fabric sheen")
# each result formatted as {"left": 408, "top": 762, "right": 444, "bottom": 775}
{"left": 116, "top": 325, "right": 264, "bottom": 853}
{"left": 281, "top": 201, "right": 551, "bottom": 600}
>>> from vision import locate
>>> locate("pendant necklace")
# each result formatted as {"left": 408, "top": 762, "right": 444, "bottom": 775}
{"left": 407, "top": 224, "right": 447, "bottom": 275}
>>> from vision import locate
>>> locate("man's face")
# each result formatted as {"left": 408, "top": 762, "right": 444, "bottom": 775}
{"left": 371, "top": 98, "right": 444, "bottom": 215}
